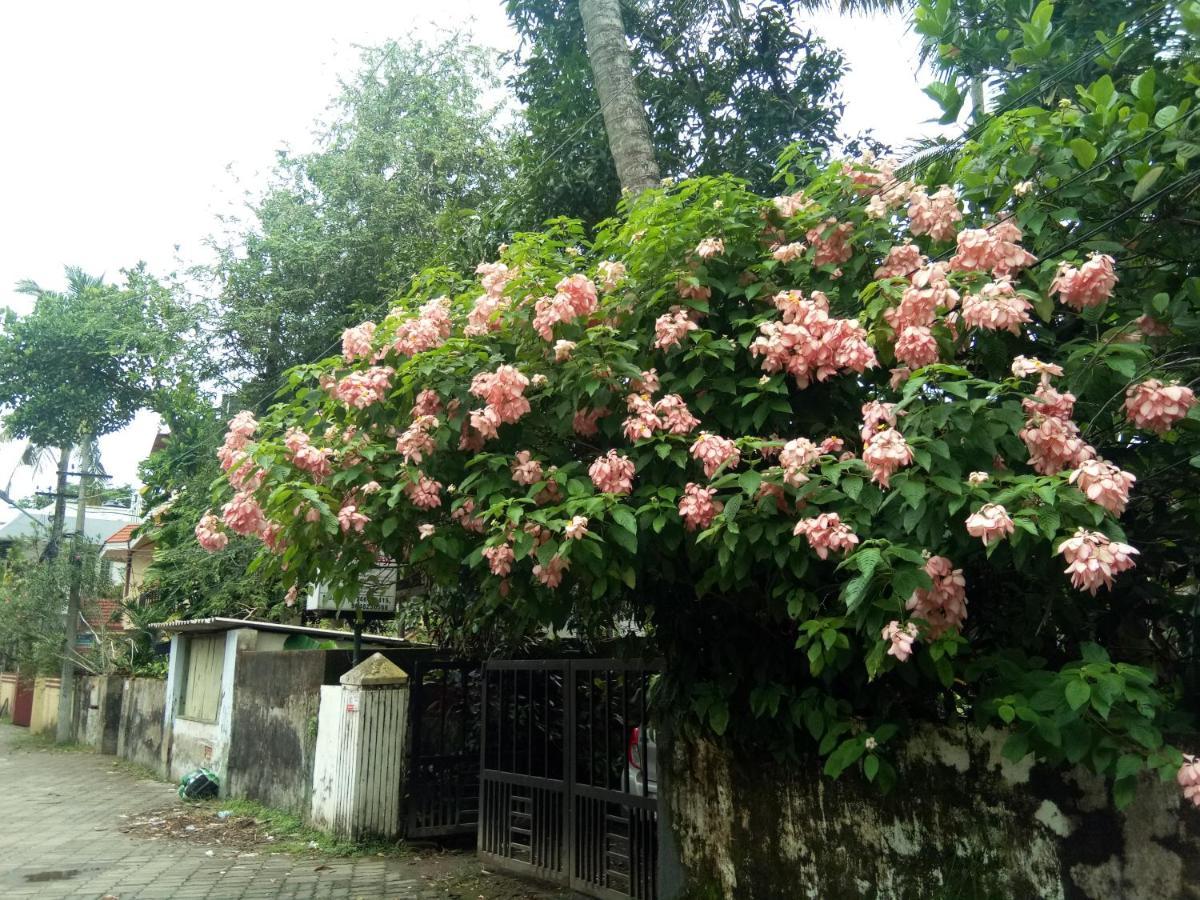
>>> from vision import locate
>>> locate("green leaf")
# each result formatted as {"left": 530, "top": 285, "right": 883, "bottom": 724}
{"left": 1154, "top": 105, "right": 1180, "bottom": 128}
{"left": 1065, "top": 679, "right": 1091, "bottom": 711}
{"left": 1112, "top": 776, "right": 1137, "bottom": 810}
{"left": 841, "top": 476, "right": 864, "bottom": 501}
{"left": 864, "top": 754, "right": 879, "bottom": 782}
{"left": 1069, "top": 138, "right": 1097, "bottom": 169}
{"left": 1132, "top": 166, "right": 1165, "bottom": 201}
{"left": 709, "top": 702, "right": 730, "bottom": 736}
{"left": 738, "top": 470, "right": 762, "bottom": 496}
{"left": 823, "top": 738, "right": 866, "bottom": 778}
{"left": 611, "top": 506, "right": 637, "bottom": 535}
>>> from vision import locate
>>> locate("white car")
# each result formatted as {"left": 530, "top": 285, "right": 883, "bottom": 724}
{"left": 626, "top": 725, "right": 657, "bottom": 796}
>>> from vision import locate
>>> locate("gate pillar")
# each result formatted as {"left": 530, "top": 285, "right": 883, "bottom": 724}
{"left": 309, "top": 653, "right": 409, "bottom": 839}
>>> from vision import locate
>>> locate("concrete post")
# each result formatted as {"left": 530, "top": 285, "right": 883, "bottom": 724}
{"left": 309, "top": 653, "right": 410, "bottom": 839}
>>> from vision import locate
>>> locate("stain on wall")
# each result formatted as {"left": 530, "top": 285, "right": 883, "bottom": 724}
{"left": 116, "top": 677, "right": 166, "bottom": 774}
{"left": 665, "top": 726, "right": 1200, "bottom": 900}
{"left": 224, "top": 650, "right": 325, "bottom": 817}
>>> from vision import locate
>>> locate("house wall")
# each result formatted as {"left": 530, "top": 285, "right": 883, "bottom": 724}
{"left": 28, "top": 676, "right": 60, "bottom": 736}
{"left": 164, "top": 628, "right": 257, "bottom": 784}
{"left": 116, "top": 676, "right": 166, "bottom": 774}
{"left": 663, "top": 725, "right": 1200, "bottom": 900}
{"left": 225, "top": 650, "right": 325, "bottom": 816}
{"left": 71, "top": 675, "right": 125, "bottom": 754}
{"left": 0, "top": 672, "right": 16, "bottom": 718}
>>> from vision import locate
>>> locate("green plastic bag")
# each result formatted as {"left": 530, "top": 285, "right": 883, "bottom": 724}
{"left": 178, "top": 767, "right": 219, "bottom": 800}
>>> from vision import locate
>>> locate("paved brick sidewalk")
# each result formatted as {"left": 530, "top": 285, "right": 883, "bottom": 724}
{"left": 0, "top": 722, "right": 556, "bottom": 900}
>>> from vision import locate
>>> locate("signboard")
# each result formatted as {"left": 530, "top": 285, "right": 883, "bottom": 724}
{"left": 304, "top": 562, "right": 399, "bottom": 615}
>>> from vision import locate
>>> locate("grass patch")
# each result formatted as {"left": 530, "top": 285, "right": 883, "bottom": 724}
{"left": 186, "top": 797, "right": 410, "bottom": 858}
{"left": 9, "top": 731, "right": 94, "bottom": 753}
{"left": 106, "top": 756, "right": 165, "bottom": 782}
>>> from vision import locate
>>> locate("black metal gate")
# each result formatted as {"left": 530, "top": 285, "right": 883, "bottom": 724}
{"left": 478, "top": 659, "right": 659, "bottom": 900}
{"left": 405, "top": 658, "right": 481, "bottom": 837}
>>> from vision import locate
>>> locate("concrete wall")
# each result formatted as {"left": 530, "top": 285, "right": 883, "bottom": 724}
{"left": 29, "top": 676, "right": 60, "bottom": 736}
{"left": 0, "top": 672, "right": 16, "bottom": 718}
{"left": 225, "top": 650, "right": 325, "bottom": 816}
{"left": 664, "top": 725, "right": 1200, "bottom": 900}
{"left": 116, "top": 677, "right": 166, "bottom": 774}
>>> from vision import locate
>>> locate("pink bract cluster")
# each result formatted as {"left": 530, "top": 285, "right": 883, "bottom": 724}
{"left": 405, "top": 475, "right": 443, "bottom": 510}
{"left": 793, "top": 512, "right": 859, "bottom": 559}
{"left": 1068, "top": 459, "right": 1136, "bottom": 516}
{"left": 1057, "top": 528, "right": 1138, "bottom": 594}
{"left": 1050, "top": 254, "right": 1117, "bottom": 310}
{"left": 949, "top": 221, "right": 1036, "bottom": 276}
{"left": 806, "top": 218, "right": 854, "bottom": 268}
{"left": 573, "top": 407, "right": 608, "bottom": 437}
{"left": 597, "top": 260, "right": 626, "bottom": 291}
{"left": 451, "top": 498, "right": 486, "bottom": 534}
{"left": 483, "top": 544, "right": 514, "bottom": 577}
{"left": 906, "top": 555, "right": 967, "bottom": 638}
{"left": 965, "top": 503, "right": 1014, "bottom": 546}
{"left": 468, "top": 365, "right": 532, "bottom": 440}
{"left": 533, "top": 554, "right": 569, "bottom": 588}
{"left": 223, "top": 491, "right": 266, "bottom": 537}
{"left": 882, "top": 621, "right": 919, "bottom": 662}
{"left": 1177, "top": 755, "right": 1200, "bottom": 808}
{"left": 342, "top": 321, "right": 376, "bottom": 362}
{"left": 691, "top": 432, "right": 740, "bottom": 478}
{"left": 654, "top": 307, "right": 700, "bottom": 350}
{"left": 397, "top": 415, "right": 438, "bottom": 464}
{"left": 862, "top": 427, "right": 913, "bottom": 489}
{"left": 961, "top": 279, "right": 1032, "bottom": 335}
{"left": 392, "top": 298, "right": 452, "bottom": 356}
{"left": 511, "top": 450, "right": 544, "bottom": 486}
{"left": 589, "top": 450, "right": 635, "bottom": 495}
{"left": 750, "top": 290, "right": 876, "bottom": 388}
{"left": 1124, "top": 379, "right": 1196, "bottom": 433}
{"left": 1019, "top": 381, "right": 1094, "bottom": 475}
{"left": 336, "top": 502, "right": 369, "bottom": 534}
{"left": 331, "top": 366, "right": 394, "bottom": 409}
{"left": 907, "top": 185, "right": 962, "bottom": 243}
{"left": 533, "top": 275, "right": 599, "bottom": 341}
{"left": 284, "top": 428, "right": 333, "bottom": 479}
{"left": 678, "top": 483, "right": 722, "bottom": 531}
{"left": 779, "top": 437, "right": 820, "bottom": 487}
{"left": 195, "top": 512, "right": 228, "bottom": 552}
{"left": 624, "top": 392, "right": 699, "bottom": 441}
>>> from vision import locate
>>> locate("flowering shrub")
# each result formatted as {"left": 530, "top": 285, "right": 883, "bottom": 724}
{"left": 199, "top": 129, "right": 1199, "bottom": 804}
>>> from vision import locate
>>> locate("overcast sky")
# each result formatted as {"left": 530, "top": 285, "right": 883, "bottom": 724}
{"left": 0, "top": 0, "right": 942, "bottom": 517}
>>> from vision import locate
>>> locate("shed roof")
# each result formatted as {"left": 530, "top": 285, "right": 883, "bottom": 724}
{"left": 148, "top": 617, "right": 427, "bottom": 648}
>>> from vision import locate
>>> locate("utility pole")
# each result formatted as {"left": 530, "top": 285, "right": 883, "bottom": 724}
{"left": 45, "top": 443, "right": 72, "bottom": 560}
{"left": 55, "top": 459, "right": 95, "bottom": 743}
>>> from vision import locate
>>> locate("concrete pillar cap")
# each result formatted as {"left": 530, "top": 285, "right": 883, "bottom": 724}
{"left": 339, "top": 652, "right": 408, "bottom": 687}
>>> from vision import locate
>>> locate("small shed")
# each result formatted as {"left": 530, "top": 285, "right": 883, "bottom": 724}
{"left": 151, "top": 617, "right": 426, "bottom": 785}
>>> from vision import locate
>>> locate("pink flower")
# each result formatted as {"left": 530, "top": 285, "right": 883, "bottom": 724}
{"left": 950, "top": 225, "right": 1036, "bottom": 276}
{"left": 390, "top": 297, "right": 453, "bottom": 356}
{"left": 907, "top": 185, "right": 962, "bottom": 243}
{"left": 793, "top": 512, "right": 859, "bottom": 559}
{"left": 564, "top": 516, "right": 589, "bottom": 540}
{"left": 654, "top": 394, "right": 700, "bottom": 434}
{"left": 965, "top": 503, "right": 1014, "bottom": 546}
{"left": 195, "top": 512, "right": 228, "bottom": 552}
{"left": 223, "top": 491, "right": 267, "bottom": 537}
{"left": 284, "top": 586, "right": 298, "bottom": 607}
{"left": 696, "top": 237, "right": 725, "bottom": 259}
{"left": 396, "top": 415, "right": 439, "bottom": 464}
{"left": 465, "top": 292, "right": 507, "bottom": 336}
{"left": 331, "top": 366, "right": 395, "bottom": 408}
{"left": 342, "top": 321, "right": 377, "bottom": 362}
{"left": 1019, "top": 385, "right": 1095, "bottom": 475}
{"left": 533, "top": 554, "right": 569, "bottom": 588}
{"left": 863, "top": 428, "right": 913, "bottom": 488}
{"left": 1124, "top": 379, "right": 1196, "bottom": 433}
{"left": 961, "top": 279, "right": 1032, "bottom": 335}
{"left": 405, "top": 475, "right": 443, "bottom": 510}
{"left": 413, "top": 389, "right": 442, "bottom": 418}
{"left": 623, "top": 393, "right": 660, "bottom": 442}
{"left": 1057, "top": 528, "right": 1138, "bottom": 594}
{"left": 654, "top": 308, "right": 700, "bottom": 351}
{"left": 806, "top": 218, "right": 854, "bottom": 267}
{"left": 750, "top": 290, "right": 877, "bottom": 389}
{"left": 772, "top": 242, "right": 805, "bottom": 263}
{"left": 882, "top": 620, "right": 919, "bottom": 662}
{"left": 905, "top": 555, "right": 967, "bottom": 638}
{"left": 451, "top": 498, "right": 486, "bottom": 534}
{"left": 1069, "top": 459, "right": 1136, "bottom": 516}
{"left": 337, "top": 502, "right": 369, "bottom": 534}
{"left": 894, "top": 325, "right": 939, "bottom": 369}
{"left": 691, "top": 433, "right": 740, "bottom": 479}
{"left": 476, "top": 260, "right": 516, "bottom": 297}
{"left": 418, "top": 524, "right": 436, "bottom": 541}
{"left": 553, "top": 340, "right": 576, "bottom": 362}
{"left": 772, "top": 190, "right": 812, "bottom": 218}
{"left": 589, "top": 450, "right": 635, "bottom": 495}
{"left": 678, "top": 483, "right": 723, "bottom": 532}
{"left": 875, "top": 243, "right": 924, "bottom": 280}
{"left": 819, "top": 436, "right": 844, "bottom": 455}
{"left": 573, "top": 407, "right": 608, "bottom": 438}
{"left": 597, "top": 260, "right": 626, "bottom": 291}
{"left": 633, "top": 369, "right": 660, "bottom": 394}
{"left": 676, "top": 279, "right": 711, "bottom": 301}
{"left": 1134, "top": 315, "right": 1171, "bottom": 337}
{"left": 1013, "top": 180, "right": 1034, "bottom": 197}
{"left": 780, "top": 437, "right": 820, "bottom": 487}
{"left": 1011, "top": 356, "right": 1063, "bottom": 379}
{"left": 1050, "top": 254, "right": 1118, "bottom": 310}
{"left": 889, "top": 367, "right": 912, "bottom": 390}
{"left": 860, "top": 400, "right": 899, "bottom": 441}
{"left": 967, "top": 471, "right": 989, "bottom": 485}
{"left": 470, "top": 365, "right": 532, "bottom": 425}
{"left": 1177, "top": 755, "right": 1200, "bottom": 808}
{"left": 511, "top": 450, "right": 544, "bottom": 486}
{"left": 225, "top": 410, "right": 258, "bottom": 447}
{"left": 483, "top": 544, "right": 515, "bottom": 577}
{"left": 361, "top": 481, "right": 382, "bottom": 495}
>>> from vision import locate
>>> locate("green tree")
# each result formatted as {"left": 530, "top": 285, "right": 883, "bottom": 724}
{"left": 504, "top": 0, "right": 851, "bottom": 225}
{"left": 209, "top": 36, "right": 510, "bottom": 399}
